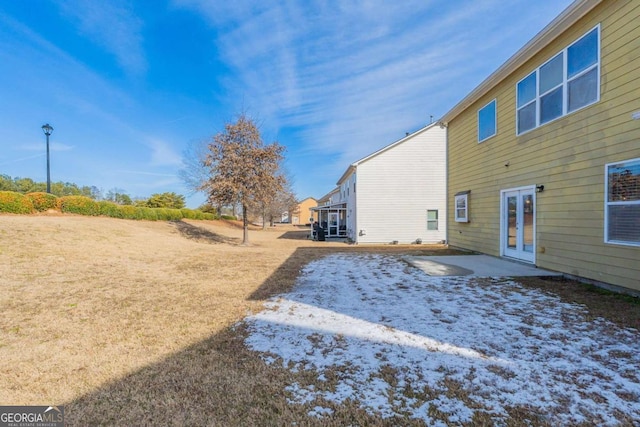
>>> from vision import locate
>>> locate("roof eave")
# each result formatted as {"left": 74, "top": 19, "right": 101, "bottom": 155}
{"left": 440, "top": 0, "right": 602, "bottom": 124}
{"left": 317, "top": 187, "right": 339, "bottom": 203}
{"left": 337, "top": 165, "right": 356, "bottom": 185}
{"left": 335, "top": 122, "right": 438, "bottom": 185}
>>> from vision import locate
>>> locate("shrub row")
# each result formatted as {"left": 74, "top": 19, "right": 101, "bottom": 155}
{"left": 0, "top": 191, "right": 34, "bottom": 214}
{"left": 26, "top": 192, "right": 59, "bottom": 211}
{"left": 0, "top": 191, "right": 215, "bottom": 221}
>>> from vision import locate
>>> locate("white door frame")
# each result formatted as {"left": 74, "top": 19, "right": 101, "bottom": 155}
{"left": 500, "top": 185, "right": 536, "bottom": 264}
{"left": 328, "top": 212, "right": 339, "bottom": 237}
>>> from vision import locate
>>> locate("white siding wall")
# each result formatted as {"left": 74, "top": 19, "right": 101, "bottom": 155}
{"left": 330, "top": 191, "right": 341, "bottom": 205}
{"left": 345, "top": 173, "right": 357, "bottom": 240}
{"left": 355, "top": 125, "right": 447, "bottom": 244}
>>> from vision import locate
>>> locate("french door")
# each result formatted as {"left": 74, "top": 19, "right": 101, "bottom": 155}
{"left": 501, "top": 187, "right": 535, "bottom": 263}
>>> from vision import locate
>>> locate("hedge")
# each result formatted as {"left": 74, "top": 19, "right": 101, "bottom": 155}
{"left": 180, "top": 208, "right": 196, "bottom": 219}
{"left": 137, "top": 207, "right": 159, "bottom": 221}
{"left": 98, "top": 201, "right": 124, "bottom": 218}
{"left": 119, "top": 205, "right": 138, "bottom": 220}
{"left": 0, "top": 191, "right": 34, "bottom": 214}
{"left": 1, "top": 190, "right": 216, "bottom": 222}
{"left": 59, "top": 196, "right": 100, "bottom": 216}
{"left": 25, "top": 192, "right": 59, "bottom": 212}
{"left": 155, "top": 208, "right": 182, "bottom": 221}
{"left": 180, "top": 208, "right": 216, "bottom": 220}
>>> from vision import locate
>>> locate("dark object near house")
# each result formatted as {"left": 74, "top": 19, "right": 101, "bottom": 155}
{"left": 317, "top": 226, "right": 325, "bottom": 241}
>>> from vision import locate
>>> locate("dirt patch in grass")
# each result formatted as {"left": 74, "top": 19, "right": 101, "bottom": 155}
{"left": 516, "top": 276, "right": 640, "bottom": 330}
{"left": 1, "top": 214, "right": 638, "bottom": 425}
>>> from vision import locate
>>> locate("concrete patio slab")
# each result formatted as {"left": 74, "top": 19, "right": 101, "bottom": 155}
{"left": 405, "top": 255, "right": 563, "bottom": 278}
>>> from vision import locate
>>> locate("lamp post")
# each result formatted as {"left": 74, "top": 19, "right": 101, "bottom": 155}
{"left": 41, "top": 123, "right": 53, "bottom": 193}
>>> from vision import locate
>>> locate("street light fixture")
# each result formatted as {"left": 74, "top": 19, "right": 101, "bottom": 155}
{"left": 41, "top": 123, "right": 53, "bottom": 194}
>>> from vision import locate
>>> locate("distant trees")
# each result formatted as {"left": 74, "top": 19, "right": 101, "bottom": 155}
{"left": 104, "top": 188, "right": 133, "bottom": 205}
{"left": 261, "top": 178, "right": 298, "bottom": 228}
{"left": 0, "top": 175, "right": 100, "bottom": 198}
{"left": 143, "top": 192, "right": 186, "bottom": 209}
{"left": 196, "top": 114, "right": 288, "bottom": 245}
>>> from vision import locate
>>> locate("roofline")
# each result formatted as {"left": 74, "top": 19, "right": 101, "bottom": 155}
{"left": 336, "top": 121, "right": 441, "bottom": 184}
{"left": 336, "top": 165, "right": 356, "bottom": 187}
{"left": 440, "top": 0, "right": 601, "bottom": 124}
{"left": 298, "top": 196, "right": 317, "bottom": 203}
{"left": 317, "top": 187, "right": 339, "bottom": 203}
{"left": 310, "top": 202, "right": 347, "bottom": 211}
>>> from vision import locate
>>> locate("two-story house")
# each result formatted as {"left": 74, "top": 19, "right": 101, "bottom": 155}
{"left": 335, "top": 123, "right": 447, "bottom": 244}
{"left": 442, "top": 0, "right": 640, "bottom": 292}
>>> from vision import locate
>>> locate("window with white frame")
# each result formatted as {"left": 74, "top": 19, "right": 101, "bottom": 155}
{"left": 427, "top": 210, "right": 438, "bottom": 230}
{"left": 455, "top": 191, "right": 470, "bottom": 223}
{"left": 478, "top": 99, "right": 497, "bottom": 142}
{"left": 517, "top": 25, "right": 600, "bottom": 135}
{"left": 605, "top": 158, "right": 640, "bottom": 246}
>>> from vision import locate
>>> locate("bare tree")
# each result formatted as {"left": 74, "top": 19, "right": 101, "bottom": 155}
{"left": 259, "top": 179, "right": 298, "bottom": 229}
{"left": 180, "top": 139, "right": 209, "bottom": 193}
{"left": 201, "top": 114, "right": 285, "bottom": 245}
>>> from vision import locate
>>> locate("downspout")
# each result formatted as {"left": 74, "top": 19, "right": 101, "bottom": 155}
{"left": 443, "top": 123, "right": 449, "bottom": 246}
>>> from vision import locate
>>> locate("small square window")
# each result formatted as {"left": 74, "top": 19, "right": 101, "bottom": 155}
{"left": 455, "top": 192, "right": 470, "bottom": 223}
{"left": 427, "top": 210, "right": 438, "bottom": 230}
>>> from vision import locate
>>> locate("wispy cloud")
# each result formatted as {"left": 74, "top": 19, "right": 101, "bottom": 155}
{"left": 0, "top": 12, "right": 183, "bottom": 180}
{"left": 0, "top": 153, "right": 44, "bottom": 166}
{"left": 176, "top": 1, "right": 438, "bottom": 162}
{"left": 175, "top": 0, "right": 568, "bottom": 178}
{"left": 17, "top": 143, "right": 75, "bottom": 152}
{"left": 0, "top": 11, "right": 138, "bottom": 130}
{"left": 114, "top": 170, "right": 178, "bottom": 177}
{"left": 56, "top": 0, "right": 146, "bottom": 75}
{"left": 143, "top": 138, "right": 183, "bottom": 167}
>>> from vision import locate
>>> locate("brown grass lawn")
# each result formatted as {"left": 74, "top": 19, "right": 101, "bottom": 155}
{"left": 1, "top": 214, "right": 638, "bottom": 426}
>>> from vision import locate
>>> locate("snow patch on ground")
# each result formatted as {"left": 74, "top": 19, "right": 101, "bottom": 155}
{"left": 244, "top": 254, "right": 640, "bottom": 425}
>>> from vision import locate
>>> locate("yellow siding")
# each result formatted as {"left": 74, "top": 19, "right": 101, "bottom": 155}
{"left": 448, "top": 0, "right": 640, "bottom": 291}
{"left": 293, "top": 197, "right": 317, "bottom": 224}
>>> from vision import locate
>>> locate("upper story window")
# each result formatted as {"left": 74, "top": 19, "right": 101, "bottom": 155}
{"left": 478, "top": 99, "right": 497, "bottom": 142}
{"left": 517, "top": 25, "right": 600, "bottom": 135}
{"left": 605, "top": 158, "right": 640, "bottom": 247}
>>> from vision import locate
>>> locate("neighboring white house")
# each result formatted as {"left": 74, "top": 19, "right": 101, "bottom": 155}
{"left": 311, "top": 187, "right": 346, "bottom": 238}
{"left": 333, "top": 122, "right": 447, "bottom": 244}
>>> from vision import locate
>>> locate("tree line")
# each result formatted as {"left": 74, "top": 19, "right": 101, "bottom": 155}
{"left": 0, "top": 175, "right": 187, "bottom": 209}
{"left": 0, "top": 175, "right": 100, "bottom": 199}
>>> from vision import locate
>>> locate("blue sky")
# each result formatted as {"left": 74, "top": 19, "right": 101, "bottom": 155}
{"left": 0, "top": 0, "right": 573, "bottom": 207}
